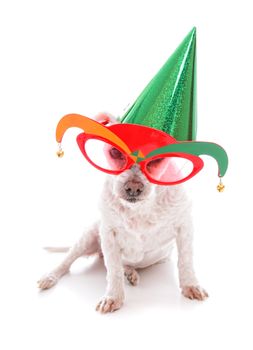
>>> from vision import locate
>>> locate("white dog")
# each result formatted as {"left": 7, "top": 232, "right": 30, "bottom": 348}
{"left": 38, "top": 154, "right": 208, "bottom": 312}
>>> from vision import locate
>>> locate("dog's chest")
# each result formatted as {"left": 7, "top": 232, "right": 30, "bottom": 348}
{"left": 116, "top": 206, "right": 177, "bottom": 265}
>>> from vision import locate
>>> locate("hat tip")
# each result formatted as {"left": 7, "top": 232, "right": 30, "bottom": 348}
{"left": 191, "top": 26, "right": 197, "bottom": 35}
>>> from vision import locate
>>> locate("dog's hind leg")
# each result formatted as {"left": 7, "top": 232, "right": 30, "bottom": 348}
{"left": 124, "top": 266, "right": 140, "bottom": 286}
{"left": 38, "top": 222, "right": 100, "bottom": 290}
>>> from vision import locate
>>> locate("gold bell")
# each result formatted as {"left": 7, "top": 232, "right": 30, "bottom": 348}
{"left": 217, "top": 178, "right": 225, "bottom": 192}
{"left": 56, "top": 144, "right": 64, "bottom": 158}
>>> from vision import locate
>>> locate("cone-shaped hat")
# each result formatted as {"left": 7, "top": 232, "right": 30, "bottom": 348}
{"left": 120, "top": 27, "right": 197, "bottom": 141}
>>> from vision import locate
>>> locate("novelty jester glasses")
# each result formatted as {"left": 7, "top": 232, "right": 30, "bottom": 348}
{"left": 77, "top": 134, "right": 203, "bottom": 185}
{"left": 56, "top": 114, "right": 228, "bottom": 188}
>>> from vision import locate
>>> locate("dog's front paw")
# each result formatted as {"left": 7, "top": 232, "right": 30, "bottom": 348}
{"left": 182, "top": 286, "right": 209, "bottom": 301}
{"left": 37, "top": 273, "right": 58, "bottom": 290}
{"left": 96, "top": 296, "right": 124, "bottom": 313}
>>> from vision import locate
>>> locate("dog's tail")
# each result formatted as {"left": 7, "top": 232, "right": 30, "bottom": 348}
{"left": 43, "top": 246, "right": 70, "bottom": 253}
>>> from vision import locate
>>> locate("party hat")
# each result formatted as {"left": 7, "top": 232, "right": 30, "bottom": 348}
{"left": 121, "top": 27, "right": 197, "bottom": 141}
{"left": 55, "top": 27, "right": 228, "bottom": 190}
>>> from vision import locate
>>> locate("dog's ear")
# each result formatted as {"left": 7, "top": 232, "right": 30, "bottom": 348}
{"left": 95, "top": 113, "right": 118, "bottom": 125}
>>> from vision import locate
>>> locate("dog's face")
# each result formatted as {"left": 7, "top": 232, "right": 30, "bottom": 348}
{"left": 112, "top": 164, "right": 154, "bottom": 205}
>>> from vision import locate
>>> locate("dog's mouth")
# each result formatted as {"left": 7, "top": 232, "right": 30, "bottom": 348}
{"left": 125, "top": 197, "right": 140, "bottom": 203}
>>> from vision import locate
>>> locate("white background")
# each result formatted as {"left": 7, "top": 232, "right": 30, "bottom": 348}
{"left": 0, "top": 0, "right": 252, "bottom": 349}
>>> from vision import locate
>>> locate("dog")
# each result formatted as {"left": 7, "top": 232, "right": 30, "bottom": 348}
{"left": 38, "top": 116, "right": 208, "bottom": 313}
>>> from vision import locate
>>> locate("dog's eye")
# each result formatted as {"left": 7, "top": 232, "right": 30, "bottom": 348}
{"left": 109, "top": 147, "right": 124, "bottom": 160}
{"left": 147, "top": 158, "right": 164, "bottom": 168}
{"left": 148, "top": 159, "right": 163, "bottom": 165}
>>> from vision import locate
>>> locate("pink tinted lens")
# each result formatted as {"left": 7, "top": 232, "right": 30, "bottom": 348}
{"left": 146, "top": 156, "right": 194, "bottom": 183}
{"left": 84, "top": 139, "right": 127, "bottom": 171}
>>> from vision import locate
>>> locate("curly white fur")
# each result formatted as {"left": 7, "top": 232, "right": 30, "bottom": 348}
{"left": 38, "top": 168, "right": 208, "bottom": 312}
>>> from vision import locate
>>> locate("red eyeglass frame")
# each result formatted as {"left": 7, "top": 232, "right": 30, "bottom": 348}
{"left": 76, "top": 133, "right": 204, "bottom": 185}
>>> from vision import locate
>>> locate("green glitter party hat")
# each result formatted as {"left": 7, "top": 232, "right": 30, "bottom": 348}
{"left": 120, "top": 27, "right": 197, "bottom": 141}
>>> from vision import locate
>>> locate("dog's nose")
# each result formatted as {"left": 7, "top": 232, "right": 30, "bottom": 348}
{"left": 124, "top": 181, "right": 144, "bottom": 197}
